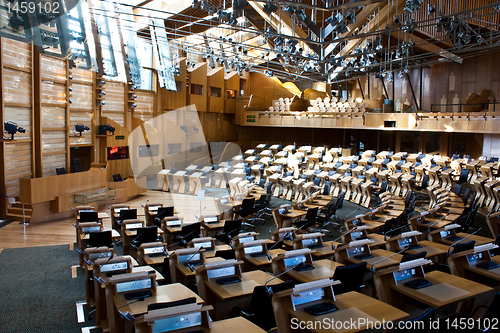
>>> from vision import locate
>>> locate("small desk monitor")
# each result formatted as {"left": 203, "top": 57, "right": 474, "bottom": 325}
{"left": 134, "top": 226, "right": 158, "bottom": 245}
{"left": 204, "top": 216, "right": 219, "bottom": 224}
{"left": 80, "top": 211, "right": 98, "bottom": 223}
{"left": 153, "top": 207, "right": 175, "bottom": 225}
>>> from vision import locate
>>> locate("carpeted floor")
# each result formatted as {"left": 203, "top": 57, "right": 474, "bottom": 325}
{"left": 0, "top": 244, "right": 100, "bottom": 333}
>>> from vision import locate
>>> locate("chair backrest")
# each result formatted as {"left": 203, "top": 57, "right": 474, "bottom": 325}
{"left": 161, "top": 257, "right": 173, "bottom": 284}
{"left": 134, "top": 226, "right": 158, "bottom": 245}
{"left": 223, "top": 219, "right": 242, "bottom": 239}
{"left": 119, "top": 209, "right": 137, "bottom": 221}
{"left": 73, "top": 158, "right": 83, "bottom": 173}
{"left": 380, "top": 181, "right": 388, "bottom": 193}
{"left": 305, "top": 207, "right": 319, "bottom": 222}
{"left": 214, "top": 249, "right": 236, "bottom": 260}
{"left": 249, "top": 280, "right": 295, "bottom": 330}
{"left": 401, "top": 251, "right": 427, "bottom": 262}
{"left": 452, "top": 184, "right": 462, "bottom": 196}
{"left": 241, "top": 198, "right": 256, "bottom": 212}
{"left": 332, "top": 262, "right": 367, "bottom": 294}
{"left": 462, "top": 188, "right": 471, "bottom": 204}
{"left": 323, "top": 181, "right": 331, "bottom": 195}
{"left": 483, "top": 292, "right": 500, "bottom": 321}
{"left": 180, "top": 222, "right": 201, "bottom": 243}
{"left": 392, "top": 307, "right": 436, "bottom": 333}
{"left": 459, "top": 169, "right": 469, "bottom": 183}
{"left": 421, "top": 174, "right": 429, "bottom": 188}
{"left": 89, "top": 230, "right": 112, "bottom": 248}
{"left": 451, "top": 240, "right": 476, "bottom": 254}
{"left": 335, "top": 191, "right": 345, "bottom": 210}
{"left": 266, "top": 184, "right": 273, "bottom": 195}
{"left": 80, "top": 211, "right": 98, "bottom": 223}
{"left": 56, "top": 167, "right": 66, "bottom": 175}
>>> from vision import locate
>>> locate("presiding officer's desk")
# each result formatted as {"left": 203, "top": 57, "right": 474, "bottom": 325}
{"left": 335, "top": 239, "right": 403, "bottom": 271}
{"left": 272, "top": 249, "right": 343, "bottom": 283}
{"left": 235, "top": 239, "right": 285, "bottom": 271}
{"left": 385, "top": 230, "right": 449, "bottom": 262}
{"left": 448, "top": 243, "right": 500, "bottom": 286}
{"left": 195, "top": 259, "right": 283, "bottom": 320}
{"left": 292, "top": 232, "right": 338, "bottom": 259}
{"left": 429, "top": 223, "right": 494, "bottom": 246}
{"left": 374, "top": 258, "right": 492, "bottom": 315}
{"left": 105, "top": 271, "right": 203, "bottom": 333}
{"left": 272, "top": 278, "right": 409, "bottom": 333}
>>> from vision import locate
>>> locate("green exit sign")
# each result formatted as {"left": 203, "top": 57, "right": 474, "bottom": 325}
{"left": 115, "top": 135, "right": 125, "bottom": 140}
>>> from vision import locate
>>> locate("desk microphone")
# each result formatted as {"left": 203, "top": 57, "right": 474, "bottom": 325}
{"left": 265, "top": 232, "right": 292, "bottom": 261}
{"left": 116, "top": 298, "right": 145, "bottom": 321}
{"left": 426, "top": 214, "right": 448, "bottom": 232}
{"left": 383, "top": 224, "right": 410, "bottom": 241}
{"left": 370, "top": 248, "right": 408, "bottom": 273}
{"left": 84, "top": 246, "right": 112, "bottom": 266}
{"left": 140, "top": 200, "right": 150, "bottom": 208}
{"left": 446, "top": 227, "right": 482, "bottom": 256}
{"left": 264, "top": 262, "right": 304, "bottom": 297}
{"left": 194, "top": 207, "right": 207, "bottom": 220}
{"left": 185, "top": 246, "right": 204, "bottom": 272}
{"left": 177, "top": 228, "right": 202, "bottom": 247}
{"left": 330, "top": 227, "right": 358, "bottom": 248}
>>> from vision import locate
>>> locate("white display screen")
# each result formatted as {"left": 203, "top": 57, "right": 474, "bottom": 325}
{"left": 238, "top": 236, "right": 254, "bottom": 244}
{"left": 125, "top": 223, "right": 143, "bottom": 229}
{"left": 166, "top": 220, "right": 182, "bottom": 227}
{"left": 302, "top": 238, "right": 319, "bottom": 247}
{"left": 101, "top": 261, "right": 128, "bottom": 273}
{"left": 244, "top": 245, "right": 264, "bottom": 254}
{"left": 291, "top": 289, "right": 325, "bottom": 306}
{"left": 144, "top": 247, "right": 164, "bottom": 254}
{"left": 116, "top": 278, "right": 152, "bottom": 293}
{"left": 178, "top": 253, "right": 201, "bottom": 263}
{"left": 152, "top": 312, "right": 202, "bottom": 333}
{"left": 194, "top": 241, "right": 212, "bottom": 249}
{"left": 82, "top": 226, "right": 101, "bottom": 233}
{"left": 440, "top": 230, "right": 450, "bottom": 238}
{"left": 284, "top": 255, "right": 306, "bottom": 268}
{"left": 148, "top": 206, "right": 161, "bottom": 212}
{"left": 347, "top": 246, "right": 365, "bottom": 256}
{"left": 89, "top": 251, "right": 112, "bottom": 260}
{"left": 207, "top": 266, "right": 236, "bottom": 279}
{"left": 397, "top": 238, "right": 413, "bottom": 247}
{"left": 467, "top": 253, "right": 483, "bottom": 264}
{"left": 204, "top": 216, "right": 219, "bottom": 223}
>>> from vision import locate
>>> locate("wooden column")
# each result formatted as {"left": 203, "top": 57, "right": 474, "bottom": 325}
{"left": 0, "top": 38, "right": 6, "bottom": 218}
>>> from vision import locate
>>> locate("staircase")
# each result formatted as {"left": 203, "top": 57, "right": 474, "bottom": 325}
{"left": 7, "top": 203, "right": 32, "bottom": 223}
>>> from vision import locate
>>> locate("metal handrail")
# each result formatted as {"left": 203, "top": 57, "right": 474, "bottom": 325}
{"left": 430, "top": 101, "right": 500, "bottom": 113}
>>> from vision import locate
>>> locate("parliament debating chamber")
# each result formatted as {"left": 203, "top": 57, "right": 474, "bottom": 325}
{"left": 1, "top": 0, "right": 500, "bottom": 332}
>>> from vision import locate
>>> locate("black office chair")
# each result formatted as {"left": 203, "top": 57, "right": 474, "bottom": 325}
{"left": 116, "top": 209, "right": 137, "bottom": 226}
{"left": 295, "top": 207, "right": 318, "bottom": 230}
{"left": 80, "top": 211, "right": 99, "bottom": 223}
{"left": 56, "top": 167, "right": 66, "bottom": 175}
{"left": 329, "top": 191, "right": 345, "bottom": 223}
{"left": 229, "top": 280, "right": 295, "bottom": 331}
{"left": 392, "top": 307, "right": 436, "bottom": 333}
{"left": 451, "top": 240, "right": 476, "bottom": 254}
{"left": 323, "top": 181, "right": 332, "bottom": 195}
{"left": 161, "top": 257, "right": 173, "bottom": 285}
{"left": 89, "top": 230, "right": 113, "bottom": 248}
{"left": 457, "top": 169, "right": 470, "bottom": 184}
{"left": 316, "top": 202, "right": 335, "bottom": 226}
{"left": 401, "top": 251, "right": 427, "bottom": 262}
{"left": 452, "top": 184, "right": 462, "bottom": 196}
{"left": 235, "top": 198, "right": 257, "bottom": 228}
{"left": 73, "top": 158, "right": 83, "bottom": 173}
{"left": 153, "top": 206, "right": 175, "bottom": 226}
{"left": 215, "top": 219, "right": 242, "bottom": 245}
{"left": 131, "top": 226, "right": 158, "bottom": 250}
{"left": 173, "top": 222, "right": 201, "bottom": 247}
{"left": 331, "top": 262, "right": 367, "bottom": 295}
{"left": 214, "top": 249, "right": 236, "bottom": 260}
{"left": 252, "top": 194, "right": 271, "bottom": 224}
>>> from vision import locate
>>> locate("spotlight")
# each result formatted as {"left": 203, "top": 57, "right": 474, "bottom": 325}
{"left": 75, "top": 124, "right": 89, "bottom": 136}
{"left": 200, "top": 0, "right": 209, "bottom": 11}
{"left": 263, "top": 2, "right": 278, "bottom": 15}
{"left": 99, "top": 91, "right": 106, "bottom": 97}
{"left": 192, "top": 0, "right": 199, "bottom": 9}
{"left": 8, "top": 14, "right": 24, "bottom": 30}
{"left": 98, "top": 124, "right": 115, "bottom": 135}
{"left": 217, "top": 10, "right": 230, "bottom": 22}
{"left": 4, "top": 121, "right": 25, "bottom": 140}
{"left": 284, "top": 5, "right": 295, "bottom": 16}
{"left": 476, "top": 35, "right": 484, "bottom": 43}
{"left": 99, "top": 101, "right": 106, "bottom": 106}
{"left": 130, "top": 94, "right": 137, "bottom": 100}
{"left": 393, "top": 15, "right": 401, "bottom": 26}
{"left": 345, "top": 10, "right": 355, "bottom": 24}
{"left": 131, "top": 103, "right": 137, "bottom": 109}
{"left": 495, "top": 5, "right": 500, "bottom": 12}
{"left": 428, "top": 3, "right": 436, "bottom": 15}
{"left": 229, "top": 15, "right": 238, "bottom": 26}
{"left": 208, "top": 6, "right": 216, "bottom": 15}
{"left": 99, "top": 80, "right": 106, "bottom": 87}
{"left": 397, "top": 71, "right": 404, "bottom": 79}
{"left": 265, "top": 70, "right": 273, "bottom": 77}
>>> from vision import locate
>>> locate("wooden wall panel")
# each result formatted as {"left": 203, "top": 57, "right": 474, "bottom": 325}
{"left": 162, "top": 58, "right": 187, "bottom": 111}
{"left": 5, "top": 142, "right": 32, "bottom": 197}
{"left": 133, "top": 90, "right": 154, "bottom": 122}
{"left": 207, "top": 67, "right": 224, "bottom": 113}
{"left": 101, "top": 82, "right": 125, "bottom": 127}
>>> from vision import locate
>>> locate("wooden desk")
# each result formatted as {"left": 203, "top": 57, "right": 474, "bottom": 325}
{"left": 240, "top": 249, "right": 286, "bottom": 271}
{"left": 388, "top": 270, "right": 491, "bottom": 310}
{"left": 343, "top": 249, "right": 403, "bottom": 270}
{"left": 135, "top": 316, "right": 267, "bottom": 333}
{"left": 286, "top": 259, "right": 343, "bottom": 284}
{"left": 464, "top": 256, "right": 500, "bottom": 283}
{"left": 280, "top": 291, "right": 408, "bottom": 333}
{"left": 201, "top": 221, "right": 225, "bottom": 237}
{"left": 111, "top": 283, "right": 203, "bottom": 328}
{"left": 403, "top": 240, "right": 449, "bottom": 260}
{"left": 200, "top": 270, "right": 282, "bottom": 320}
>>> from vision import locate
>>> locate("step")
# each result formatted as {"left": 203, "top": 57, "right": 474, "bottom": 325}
{"left": 8, "top": 206, "right": 33, "bottom": 214}
{"left": 10, "top": 203, "right": 32, "bottom": 209}
{"left": 6, "top": 213, "right": 31, "bottom": 223}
